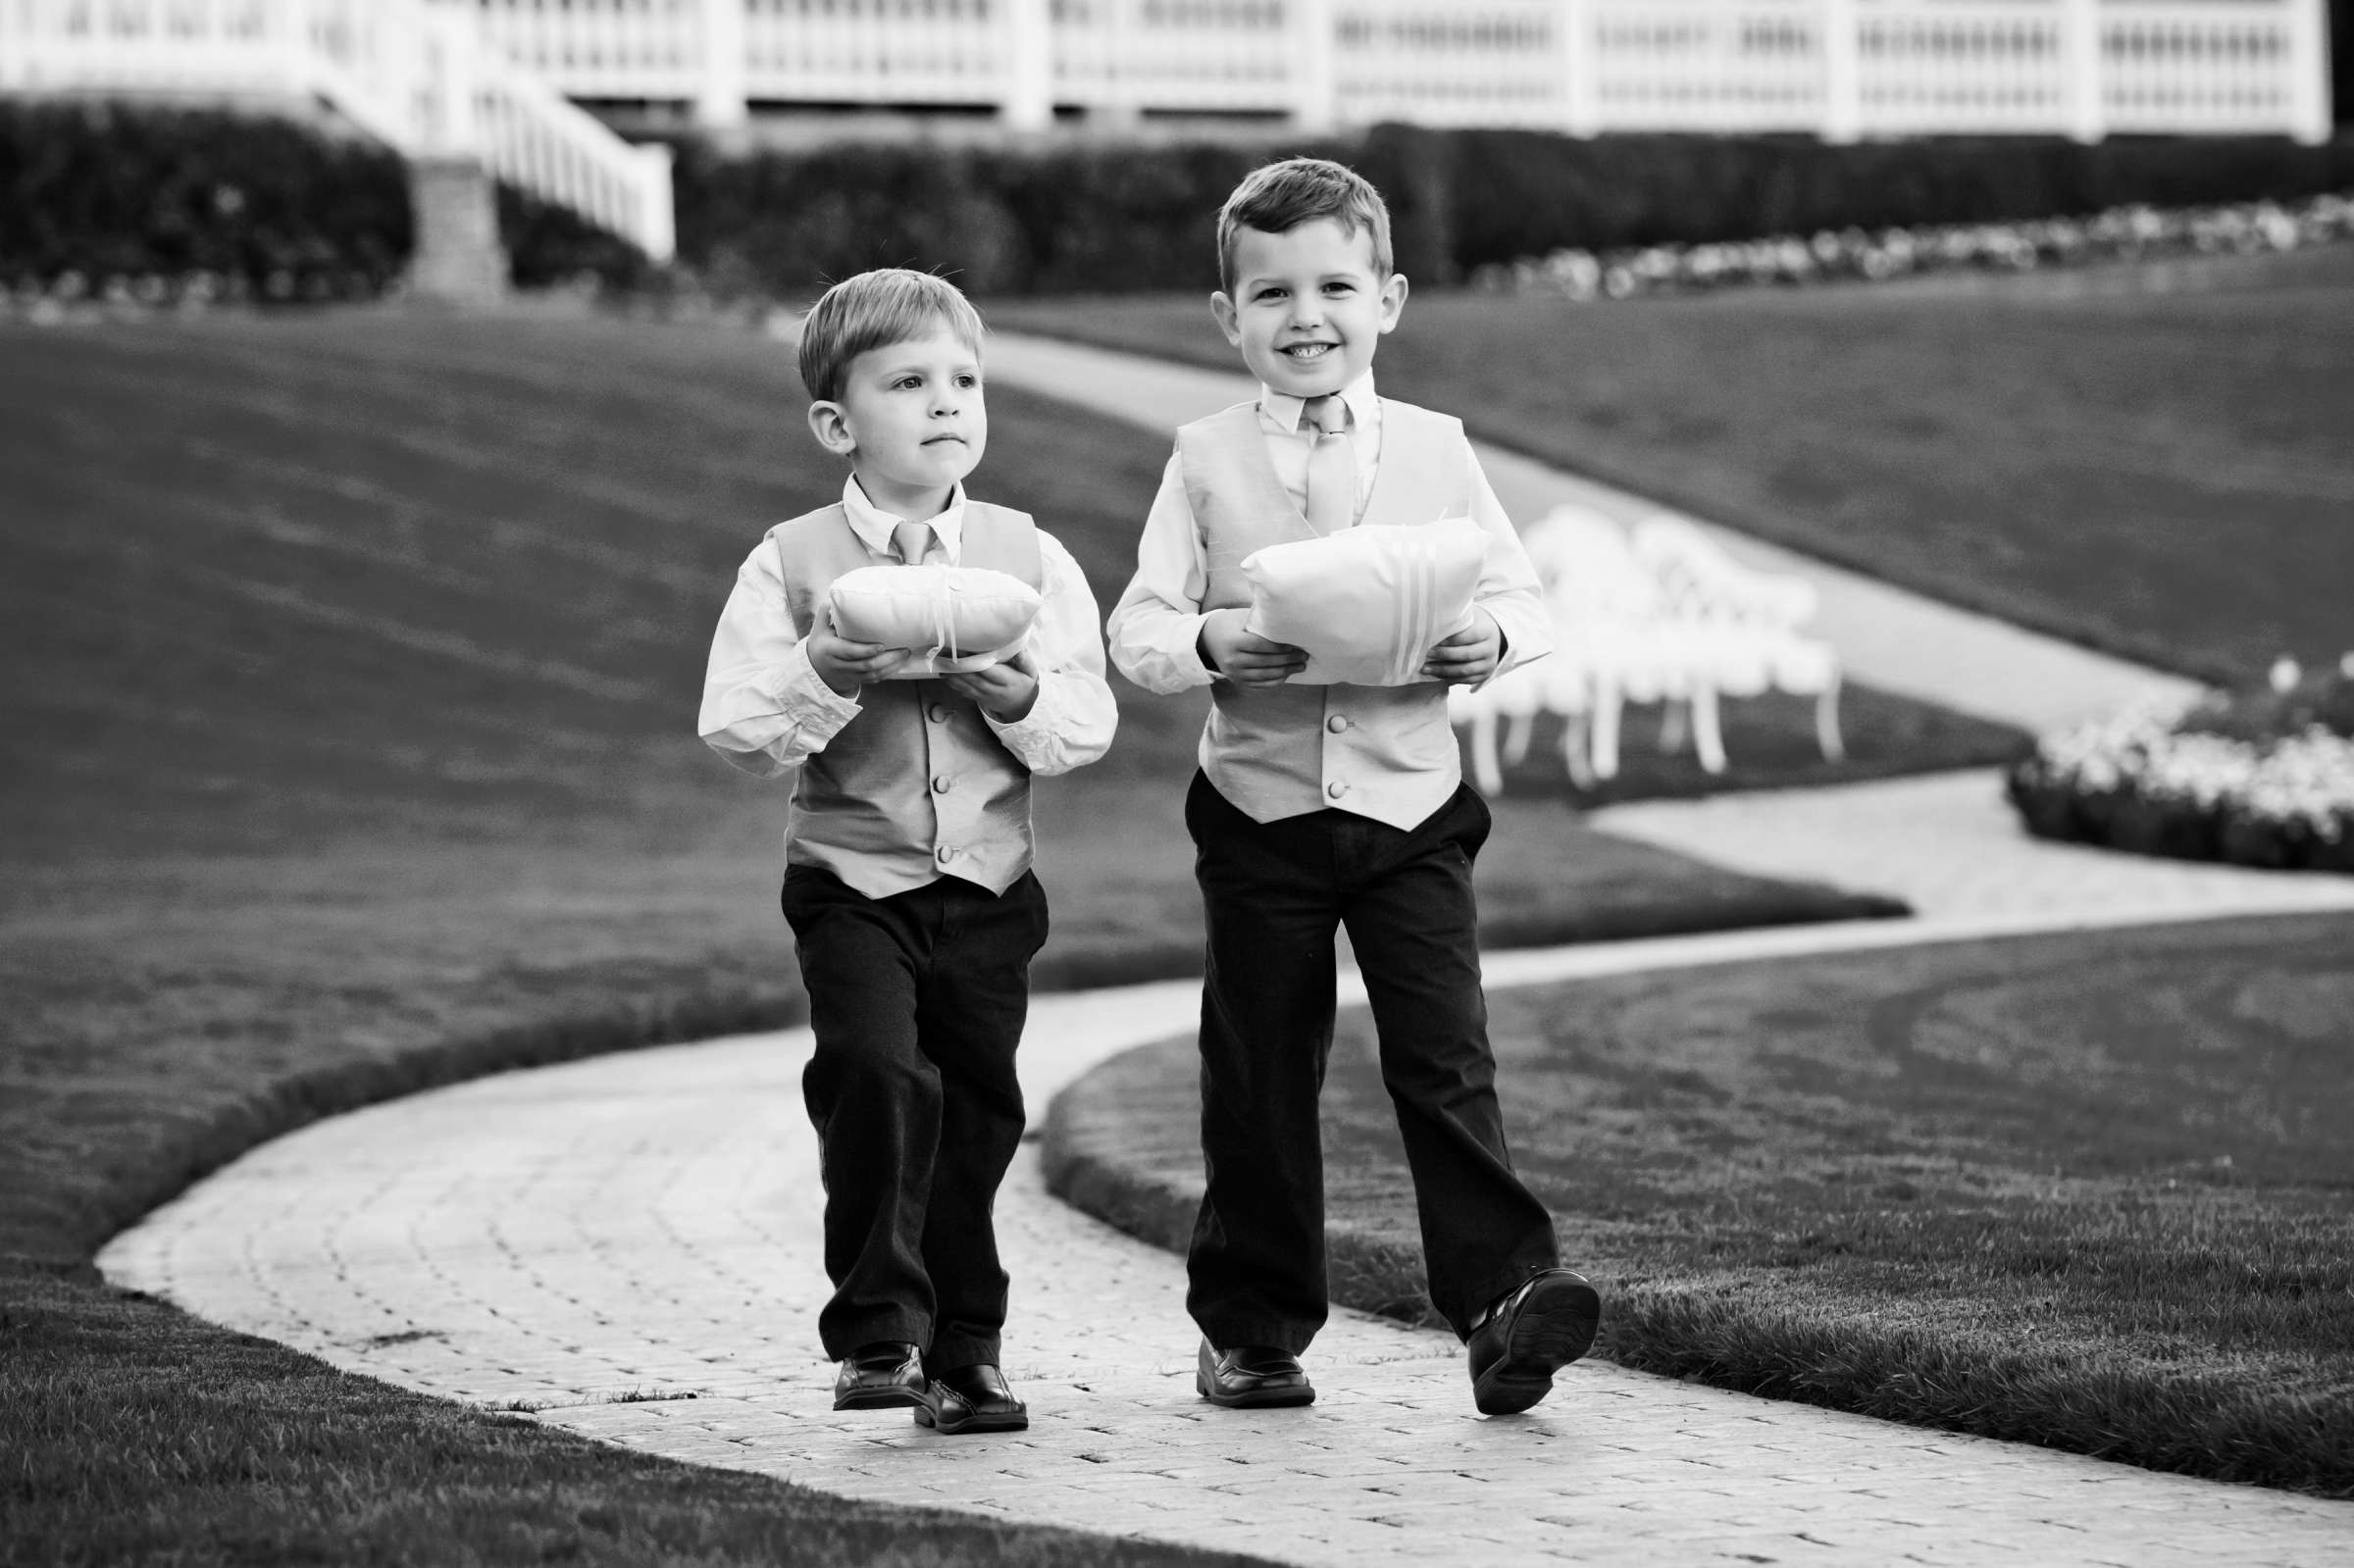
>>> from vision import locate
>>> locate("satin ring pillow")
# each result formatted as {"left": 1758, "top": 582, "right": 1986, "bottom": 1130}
{"left": 827, "top": 564, "right": 1043, "bottom": 680}
{"left": 1241, "top": 518, "right": 1488, "bottom": 686}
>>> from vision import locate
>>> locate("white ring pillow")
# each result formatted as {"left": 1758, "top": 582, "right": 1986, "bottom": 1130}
{"left": 826, "top": 563, "right": 1043, "bottom": 680}
{"left": 1241, "top": 518, "right": 1489, "bottom": 686}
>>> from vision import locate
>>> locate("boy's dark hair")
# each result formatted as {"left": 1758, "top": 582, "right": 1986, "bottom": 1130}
{"left": 797, "top": 268, "right": 985, "bottom": 404}
{"left": 1215, "top": 157, "right": 1394, "bottom": 294}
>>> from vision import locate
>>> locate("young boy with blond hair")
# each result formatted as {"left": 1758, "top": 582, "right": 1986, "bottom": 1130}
{"left": 1107, "top": 158, "right": 1602, "bottom": 1416}
{"left": 699, "top": 268, "right": 1115, "bottom": 1434}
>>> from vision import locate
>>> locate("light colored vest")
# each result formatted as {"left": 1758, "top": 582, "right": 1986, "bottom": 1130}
{"left": 1177, "top": 398, "right": 1476, "bottom": 828}
{"left": 770, "top": 501, "right": 1044, "bottom": 898}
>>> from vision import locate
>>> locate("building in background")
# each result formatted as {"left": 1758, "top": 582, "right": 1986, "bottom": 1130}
{"left": 1, "top": 0, "right": 2338, "bottom": 265}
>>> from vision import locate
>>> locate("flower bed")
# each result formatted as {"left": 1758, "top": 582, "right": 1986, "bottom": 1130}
{"left": 1477, "top": 190, "right": 2354, "bottom": 302}
{"left": 2008, "top": 662, "right": 2354, "bottom": 872}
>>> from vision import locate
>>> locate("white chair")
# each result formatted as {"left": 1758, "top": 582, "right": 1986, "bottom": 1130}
{"left": 1630, "top": 514, "right": 1844, "bottom": 766}
{"left": 1452, "top": 505, "right": 1847, "bottom": 796}
{"left": 1456, "top": 505, "right": 1718, "bottom": 791}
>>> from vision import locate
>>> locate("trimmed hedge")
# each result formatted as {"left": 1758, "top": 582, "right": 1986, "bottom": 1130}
{"left": 0, "top": 99, "right": 410, "bottom": 299}
{"left": 1434, "top": 128, "right": 2354, "bottom": 273}
{"left": 9, "top": 98, "right": 2352, "bottom": 302}
{"left": 0, "top": 101, "right": 665, "bottom": 300}
{"left": 661, "top": 126, "right": 2354, "bottom": 298}
{"left": 660, "top": 126, "right": 1438, "bottom": 298}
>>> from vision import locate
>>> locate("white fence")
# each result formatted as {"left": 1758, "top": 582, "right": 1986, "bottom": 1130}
{"left": 460, "top": 0, "right": 2333, "bottom": 144}
{"left": 0, "top": 0, "right": 677, "bottom": 259}
{"left": 0, "top": 0, "right": 2333, "bottom": 259}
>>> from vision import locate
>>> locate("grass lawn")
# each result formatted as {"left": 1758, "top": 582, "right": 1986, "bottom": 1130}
{"left": 0, "top": 306, "right": 1953, "bottom": 1563}
{"left": 985, "top": 243, "right": 2354, "bottom": 685}
{"left": 1047, "top": 913, "right": 2354, "bottom": 1496}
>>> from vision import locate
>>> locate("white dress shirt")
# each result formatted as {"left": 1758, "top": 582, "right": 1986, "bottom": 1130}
{"left": 699, "top": 476, "right": 1117, "bottom": 779}
{"left": 1106, "top": 372, "right": 1549, "bottom": 696}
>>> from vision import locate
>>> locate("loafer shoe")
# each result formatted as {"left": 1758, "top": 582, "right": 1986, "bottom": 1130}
{"left": 1196, "top": 1340, "right": 1315, "bottom": 1408}
{"left": 1466, "top": 1268, "right": 1602, "bottom": 1415}
{"left": 833, "top": 1340, "right": 926, "bottom": 1411}
{"left": 915, "top": 1362, "right": 1029, "bottom": 1435}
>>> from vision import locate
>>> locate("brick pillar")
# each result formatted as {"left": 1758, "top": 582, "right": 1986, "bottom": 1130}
{"left": 405, "top": 156, "right": 508, "bottom": 306}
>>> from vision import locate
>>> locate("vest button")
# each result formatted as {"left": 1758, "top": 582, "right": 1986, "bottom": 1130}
{"left": 928, "top": 703, "right": 949, "bottom": 723}
{"left": 936, "top": 845, "right": 956, "bottom": 865}
{"left": 932, "top": 774, "right": 952, "bottom": 794}
{"left": 1327, "top": 714, "right": 1351, "bottom": 733}
{"left": 1327, "top": 780, "right": 1348, "bottom": 799}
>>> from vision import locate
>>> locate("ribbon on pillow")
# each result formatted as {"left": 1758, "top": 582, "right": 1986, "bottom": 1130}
{"left": 827, "top": 564, "right": 1043, "bottom": 681}
{"left": 1241, "top": 518, "right": 1489, "bottom": 686}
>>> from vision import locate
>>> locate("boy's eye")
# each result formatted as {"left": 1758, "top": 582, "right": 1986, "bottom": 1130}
{"left": 1325, "top": 282, "right": 1356, "bottom": 295}
{"left": 956, "top": 374, "right": 980, "bottom": 388}
{"left": 1254, "top": 287, "right": 1286, "bottom": 302}
{"left": 893, "top": 376, "right": 922, "bottom": 390}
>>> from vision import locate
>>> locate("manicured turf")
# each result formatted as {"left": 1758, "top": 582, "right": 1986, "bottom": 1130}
{"left": 1046, "top": 912, "right": 2354, "bottom": 1496}
{"left": 2, "top": 306, "right": 1939, "bottom": 1563}
{"left": 986, "top": 244, "right": 2354, "bottom": 684}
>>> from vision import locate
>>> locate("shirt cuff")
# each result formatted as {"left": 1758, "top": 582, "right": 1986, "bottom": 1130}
{"left": 982, "top": 694, "right": 1051, "bottom": 758}
{"left": 1175, "top": 611, "right": 1219, "bottom": 686}
{"left": 783, "top": 637, "right": 863, "bottom": 735}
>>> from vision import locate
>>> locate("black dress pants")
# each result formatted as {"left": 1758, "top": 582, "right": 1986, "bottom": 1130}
{"left": 782, "top": 864, "right": 1048, "bottom": 1371}
{"left": 1184, "top": 772, "right": 1560, "bottom": 1351}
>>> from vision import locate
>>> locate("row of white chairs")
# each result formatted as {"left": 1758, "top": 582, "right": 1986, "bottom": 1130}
{"left": 1451, "top": 505, "right": 1845, "bottom": 795}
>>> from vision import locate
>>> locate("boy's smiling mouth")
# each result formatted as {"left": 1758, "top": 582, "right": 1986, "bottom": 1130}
{"left": 1283, "top": 343, "right": 1336, "bottom": 361}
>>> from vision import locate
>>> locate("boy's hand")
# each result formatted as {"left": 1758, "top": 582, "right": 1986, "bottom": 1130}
{"left": 1422, "top": 610, "right": 1503, "bottom": 685}
{"left": 1199, "top": 608, "right": 1307, "bottom": 688}
{"left": 942, "top": 654, "right": 1040, "bottom": 724}
{"left": 807, "top": 631, "right": 910, "bottom": 696}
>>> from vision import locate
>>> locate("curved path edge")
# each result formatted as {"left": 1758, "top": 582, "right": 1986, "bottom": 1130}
{"left": 1039, "top": 899, "right": 2354, "bottom": 1491}
{"left": 100, "top": 899, "right": 2354, "bottom": 1568}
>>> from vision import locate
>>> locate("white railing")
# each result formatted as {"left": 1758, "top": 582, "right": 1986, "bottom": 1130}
{"left": 0, "top": 0, "right": 2332, "bottom": 160}
{"left": 0, "top": 0, "right": 676, "bottom": 260}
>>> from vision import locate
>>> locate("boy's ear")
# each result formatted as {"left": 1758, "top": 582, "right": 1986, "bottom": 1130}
{"left": 1208, "top": 290, "right": 1243, "bottom": 347}
{"left": 807, "top": 400, "right": 857, "bottom": 457}
{"left": 1377, "top": 272, "right": 1409, "bottom": 333}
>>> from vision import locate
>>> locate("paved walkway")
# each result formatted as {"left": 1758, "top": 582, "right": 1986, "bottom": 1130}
{"left": 1590, "top": 769, "right": 2354, "bottom": 923}
{"left": 97, "top": 336, "right": 2354, "bottom": 1564}
{"left": 101, "top": 901, "right": 2354, "bottom": 1568}
{"left": 980, "top": 331, "right": 2202, "bottom": 735}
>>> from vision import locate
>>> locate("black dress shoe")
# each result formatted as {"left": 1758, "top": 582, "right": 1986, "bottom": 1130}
{"left": 833, "top": 1341, "right": 926, "bottom": 1411}
{"left": 1466, "top": 1268, "right": 1602, "bottom": 1415}
{"left": 915, "top": 1362, "right": 1029, "bottom": 1435}
{"left": 1196, "top": 1340, "right": 1315, "bottom": 1408}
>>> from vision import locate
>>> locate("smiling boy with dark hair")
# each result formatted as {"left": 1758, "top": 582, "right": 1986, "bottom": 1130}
{"left": 1108, "top": 158, "right": 1602, "bottom": 1416}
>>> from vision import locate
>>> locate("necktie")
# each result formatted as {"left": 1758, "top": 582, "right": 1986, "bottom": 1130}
{"left": 1302, "top": 394, "right": 1357, "bottom": 536}
{"left": 892, "top": 519, "right": 937, "bottom": 565}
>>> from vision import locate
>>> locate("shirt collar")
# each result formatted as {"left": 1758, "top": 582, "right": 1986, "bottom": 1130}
{"left": 1259, "top": 370, "right": 1378, "bottom": 435}
{"left": 842, "top": 475, "right": 965, "bottom": 562}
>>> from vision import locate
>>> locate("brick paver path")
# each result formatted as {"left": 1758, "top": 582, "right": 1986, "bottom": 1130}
{"left": 103, "top": 896, "right": 2354, "bottom": 1567}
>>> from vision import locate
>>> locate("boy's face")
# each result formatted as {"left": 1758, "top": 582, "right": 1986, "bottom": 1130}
{"left": 1211, "top": 216, "right": 1407, "bottom": 401}
{"left": 806, "top": 326, "right": 986, "bottom": 520}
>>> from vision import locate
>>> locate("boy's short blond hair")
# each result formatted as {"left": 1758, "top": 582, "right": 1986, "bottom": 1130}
{"left": 796, "top": 268, "right": 985, "bottom": 404}
{"left": 1216, "top": 158, "right": 1395, "bottom": 295}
